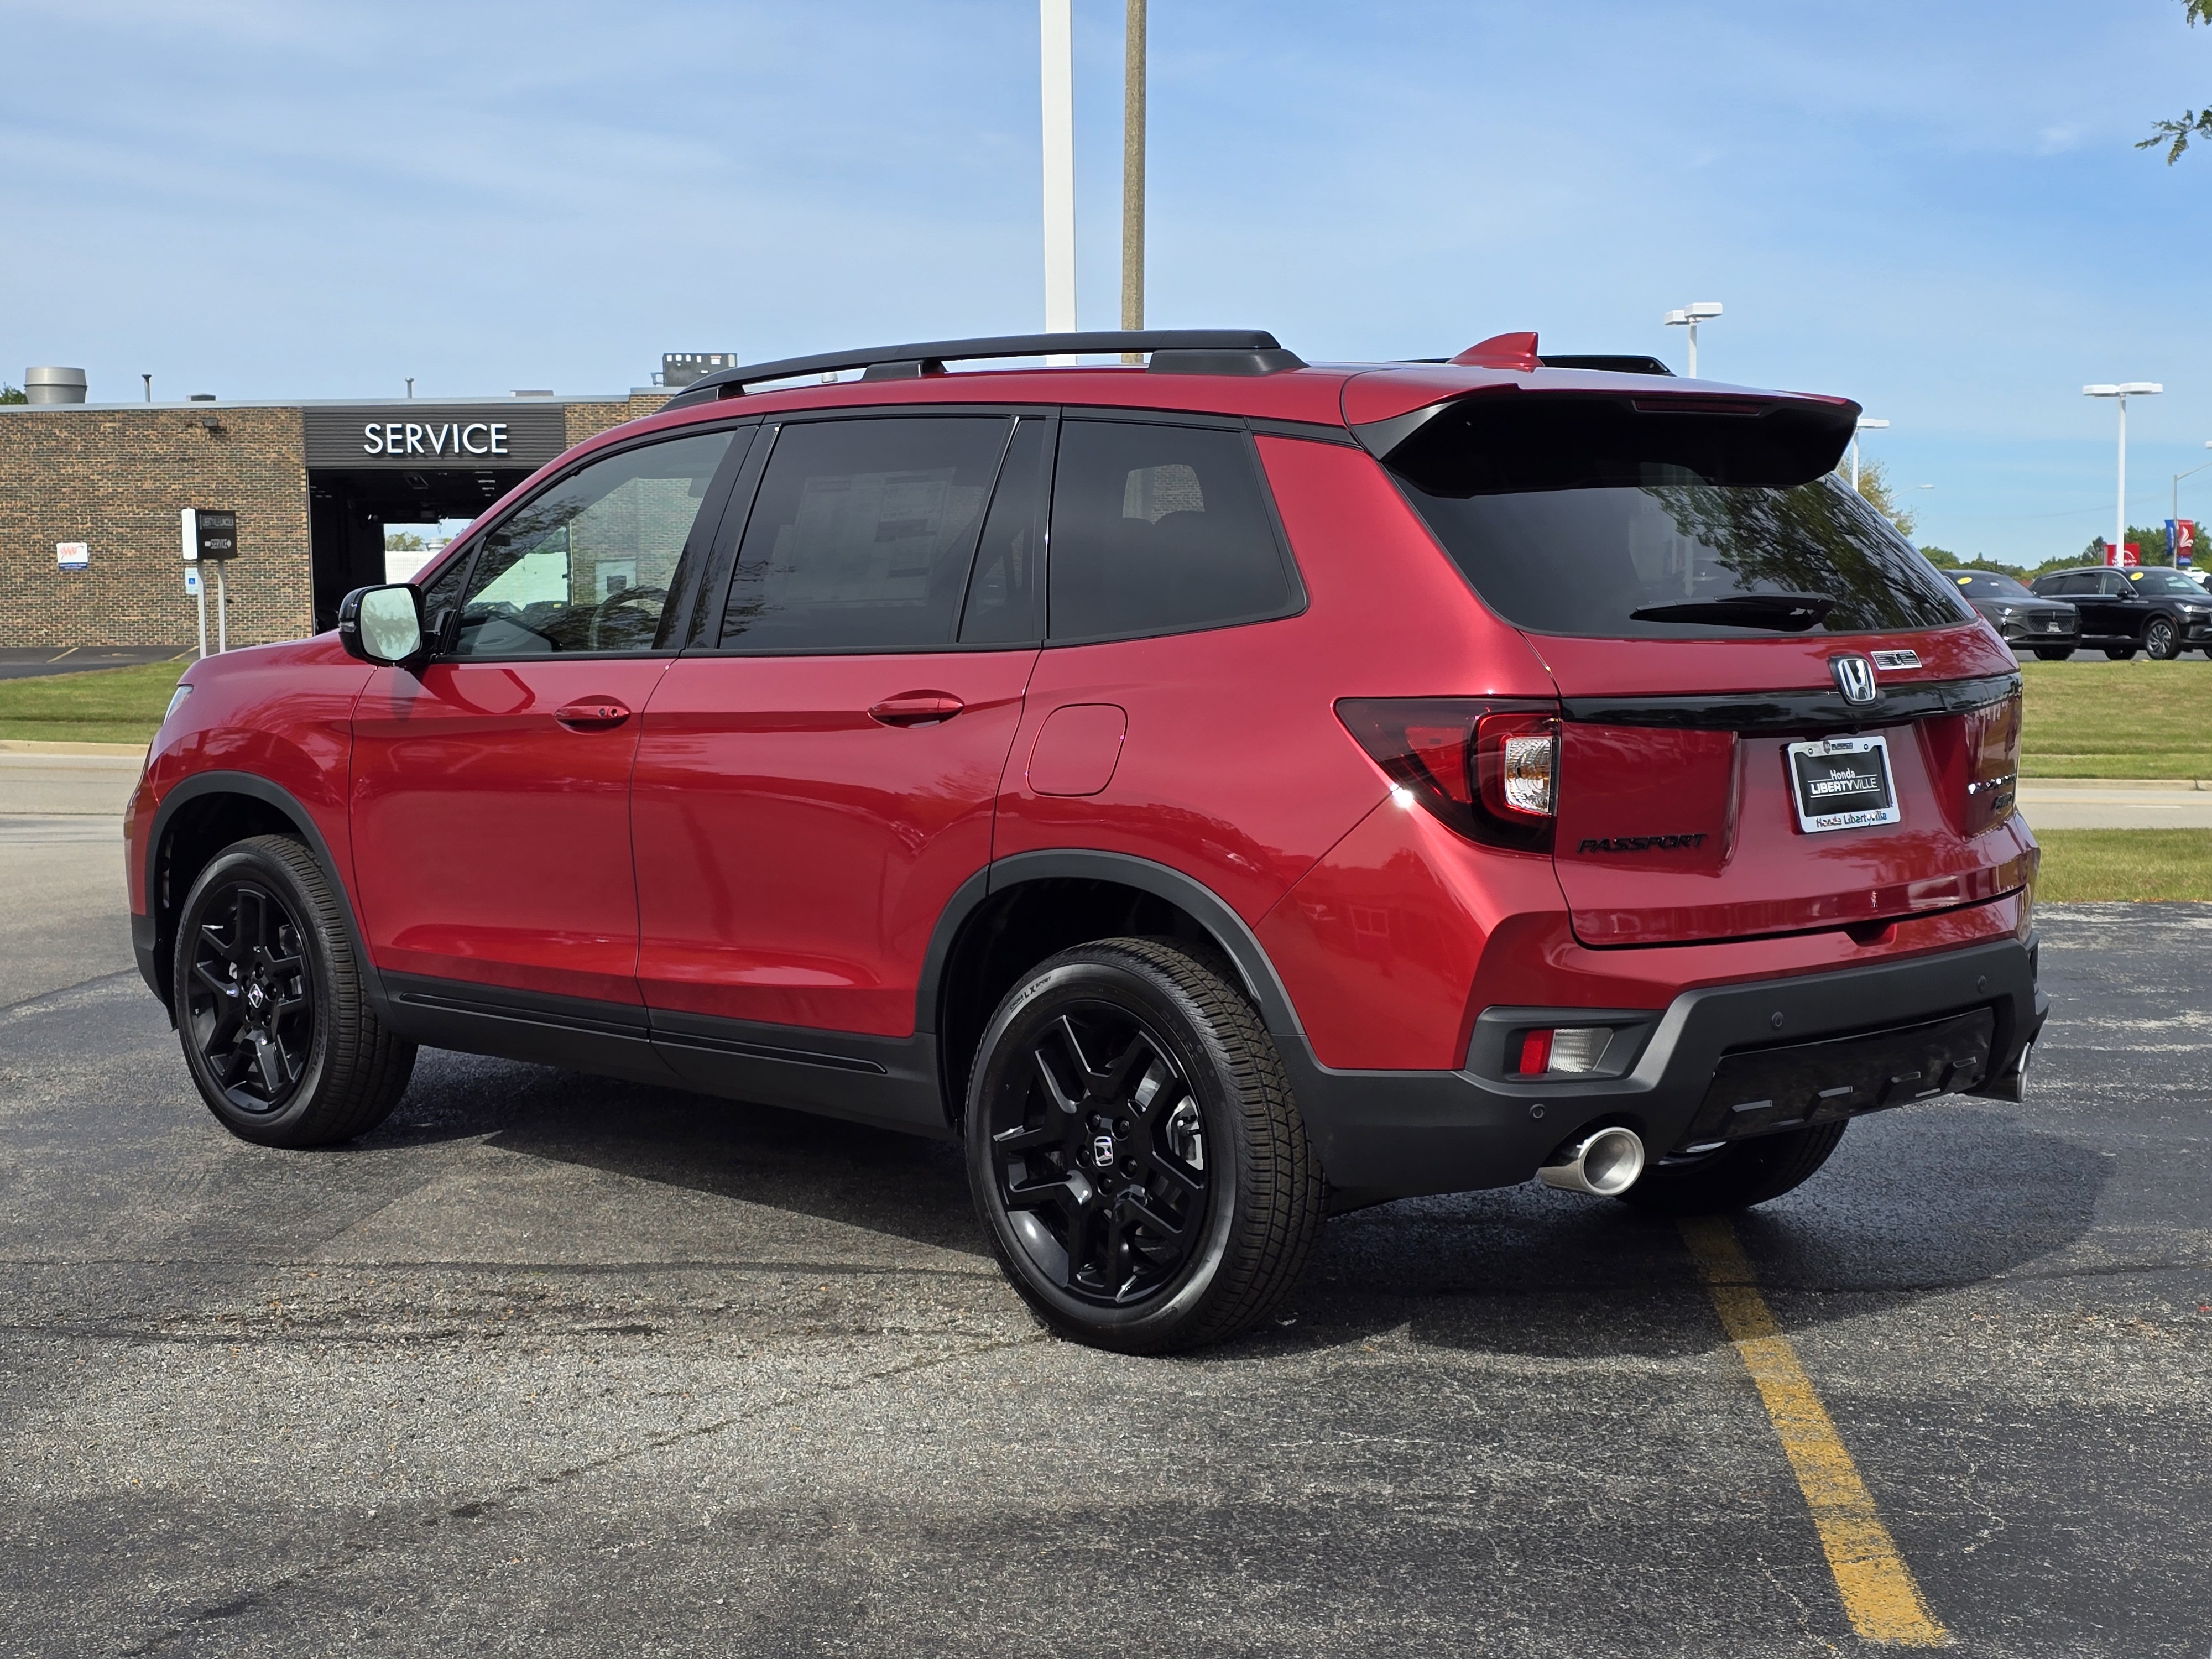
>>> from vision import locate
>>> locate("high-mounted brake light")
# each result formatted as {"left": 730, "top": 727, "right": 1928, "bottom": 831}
{"left": 1335, "top": 699, "right": 1561, "bottom": 851}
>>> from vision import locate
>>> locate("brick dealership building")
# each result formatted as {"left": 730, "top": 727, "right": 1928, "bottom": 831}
{"left": 0, "top": 387, "right": 680, "bottom": 648}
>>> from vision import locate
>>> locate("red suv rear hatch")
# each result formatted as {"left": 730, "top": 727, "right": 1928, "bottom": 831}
{"left": 1365, "top": 382, "right": 2033, "bottom": 947}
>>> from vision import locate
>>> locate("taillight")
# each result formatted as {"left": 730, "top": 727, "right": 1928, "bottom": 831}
{"left": 1335, "top": 698, "right": 1561, "bottom": 850}
{"left": 1514, "top": 1025, "right": 1609, "bottom": 1076}
{"left": 1962, "top": 692, "right": 2020, "bottom": 836}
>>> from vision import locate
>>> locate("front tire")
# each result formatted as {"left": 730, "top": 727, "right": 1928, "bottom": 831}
{"left": 173, "top": 835, "right": 415, "bottom": 1147}
{"left": 2104, "top": 645, "right": 2139, "bottom": 660}
{"left": 2145, "top": 617, "right": 2181, "bottom": 660}
{"left": 965, "top": 938, "right": 1324, "bottom": 1353}
{"left": 1615, "top": 1121, "right": 1848, "bottom": 1216}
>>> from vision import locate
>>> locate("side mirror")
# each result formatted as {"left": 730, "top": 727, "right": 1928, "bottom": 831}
{"left": 337, "top": 583, "right": 425, "bottom": 666}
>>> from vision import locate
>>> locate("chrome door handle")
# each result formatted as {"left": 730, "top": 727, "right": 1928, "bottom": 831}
{"left": 554, "top": 699, "right": 633, "bottom": 728}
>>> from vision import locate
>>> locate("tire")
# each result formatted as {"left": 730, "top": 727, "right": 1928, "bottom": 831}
{"left": 1615, "top": 1121, "right": 1848, "bottom": 1217}
{"left": 2031, "top": 647, "right": 2074, "bottom": 661}
{"left": 2103, "top": 645, "right": 2139, "bottom": 660}
{"left": 2145, "top": 617, "right": 2182, "bottom": 660}
{"left": 173, "top": 835, "right": 415, "bottom": 1147}
{"left": 964, "top": 937, "right": 1324, "bottom": 1353}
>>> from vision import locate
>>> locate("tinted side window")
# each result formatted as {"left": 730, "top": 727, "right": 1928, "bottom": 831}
{"left": 720, "top": 416, "right": 1009, "bottom": 652}
{"left": 452, "top": 430, "right": 737, "bottom": 658}
{"left": 959, "top": 417, "right": 1050, "bottom": 644}
{"left": 1047, "top": 420, "right": 1293, "bottom": 640}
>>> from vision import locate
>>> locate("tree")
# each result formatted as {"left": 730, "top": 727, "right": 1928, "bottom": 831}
{"left": 2141, "top": 0, "right": 2212, "bottom": 160}
{"left": 0, "top": 385, "right": 25, "bottom": 405}
{"left": 383, "top": 530, "right": 427, "bottom": 552}
{"left": 1839, "top": 457, "right": 1918, "bottom": 538}
{"left": 2081, "top": 525, "right": 2179, "bottom": 566}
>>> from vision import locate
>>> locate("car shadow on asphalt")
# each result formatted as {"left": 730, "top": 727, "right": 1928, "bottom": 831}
{"left": 368, "top": 1052, "right": 2106, "bottom": 1360}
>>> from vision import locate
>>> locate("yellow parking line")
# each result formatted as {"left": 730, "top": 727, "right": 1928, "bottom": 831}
{"left": 1679, "top": 1216, "right": 1950, "bottom": 1647}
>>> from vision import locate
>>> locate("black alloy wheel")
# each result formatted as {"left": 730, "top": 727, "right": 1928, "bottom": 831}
{"left": 2145, "top": 615, "right": 2182, "bottom": 660}
{"left": 966, "top": 938, "right": 1323, "bottom": 1352}
{"left": 185, "top": 878, "right": 314, "bottom": 1114}
{"left": 989, "top": 1001, "right": 1211, "bottom": 1307}
{"left": 173, "top": 836, "right": 415, "bottom": 1147}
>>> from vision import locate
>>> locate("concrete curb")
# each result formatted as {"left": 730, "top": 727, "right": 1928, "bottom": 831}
{"left": 2022, "top": 777, "right": 2210, "bottom": 791}
{"left": 0, "top": 739, "right": 149, "bottom": 758}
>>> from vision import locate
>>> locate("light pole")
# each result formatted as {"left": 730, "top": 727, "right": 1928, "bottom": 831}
{"left": 1040, "top": 0, "right": 1077, "bottom": 352}
{"left": 1848, "top": 416, "right": 1889, "bottom": 492}
{"left": 2171, "top": 440, "right": 2212, "bottom": 523}
{"left": 2083, "top": 383, "right": 2162, "bottom": 564}
{"left": 1121, "top": 0, "right": 1146, "bottom": 356}
{"left": 1663, "top": 302, "right": 1723, "bottom": 377}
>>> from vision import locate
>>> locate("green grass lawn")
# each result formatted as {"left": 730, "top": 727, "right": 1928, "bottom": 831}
{"left": 2020, "top": 659, "right": 2212, "bottom": 778}
{"left": 0, "top": 659, "right": 190, "bottom": 745}
{"left": 2034, "top": 829, "right": 2212, "bottom": 902}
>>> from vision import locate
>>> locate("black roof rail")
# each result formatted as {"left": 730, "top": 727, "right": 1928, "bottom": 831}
{"left": 660, "top": 330, "right": 1302, "bottom": 408}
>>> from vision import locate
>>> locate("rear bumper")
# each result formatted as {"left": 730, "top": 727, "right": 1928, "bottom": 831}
{"left": 1288, "top": 932, "right": 2046, "bottom": 1201}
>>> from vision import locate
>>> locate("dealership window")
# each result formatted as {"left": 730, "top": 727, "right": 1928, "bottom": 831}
{"left": 1046, "top": 420, "right": 1293, "bottom": 640}
{"left": 718, "top": 416, "right": 1010, "bottom": 651}
{"left": 451, "top": 430, "right": 738, "bottom": 657}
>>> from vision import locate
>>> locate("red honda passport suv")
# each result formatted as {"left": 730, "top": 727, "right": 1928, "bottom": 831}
{"left": 126, "top": 329, "right": 2044, "bottom": 1352}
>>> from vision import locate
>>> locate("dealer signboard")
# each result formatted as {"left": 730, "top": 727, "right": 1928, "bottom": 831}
{"left": 303, "top": 404, "right": 568, "bottom": 469}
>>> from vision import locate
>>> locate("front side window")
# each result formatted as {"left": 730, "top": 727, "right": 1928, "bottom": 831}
{"left": 2130, "top": 569, "right": 2201, "bottom": 596}
{"left": 452, "top": 429, "right": 738, "bottom": 658}
{"left": 719, "top": 416, "right": 1010, "bottom": 651}
{"left": 1047, "top": 420, "right": 1295, "bottom": 640}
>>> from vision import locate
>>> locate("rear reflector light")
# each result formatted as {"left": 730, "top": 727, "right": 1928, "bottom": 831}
{"left": 1515, "top": 1026, "right": 1608, "bottom": 1076}
{"left": 1336, "top": 698, "right": 1561, "bottom": 851}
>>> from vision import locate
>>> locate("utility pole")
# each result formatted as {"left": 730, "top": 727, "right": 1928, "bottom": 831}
{"left": 1040, "top": 0, "right": 1077, "bottom": 357}
{"left": 1120, "top": 0, "right": 1146, "bottom": 362}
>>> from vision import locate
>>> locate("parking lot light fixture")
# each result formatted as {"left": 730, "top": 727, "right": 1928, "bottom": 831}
{"left": 2084, "top": 383, "right": 2163, "bottom": 564}
{"left": 1849, "top": 417, "right": 1889, "bottom": 492}
{"left": 1663, "top": 301, "right": 1723, "bottom": 377}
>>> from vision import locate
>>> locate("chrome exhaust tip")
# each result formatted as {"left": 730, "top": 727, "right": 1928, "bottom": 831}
{"left": 1537, "top": 1125, "right": 1646, "bottom": 1198}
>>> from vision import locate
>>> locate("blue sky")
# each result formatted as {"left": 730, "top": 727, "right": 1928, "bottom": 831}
{"left": 6, "top": 0, "right": 2212, "bottom": 563}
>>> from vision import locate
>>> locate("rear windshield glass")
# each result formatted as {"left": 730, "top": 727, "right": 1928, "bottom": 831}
{"left": 1383, "top": 396, "right": 1970, "bottom": 639}
{"left": 1953, "top": 572, "right": 2034, "bottom": 598}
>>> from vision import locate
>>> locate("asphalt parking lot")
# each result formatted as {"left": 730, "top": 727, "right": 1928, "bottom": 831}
{"left": 1, "top": 780, "right": 2206, "bottom": 1656}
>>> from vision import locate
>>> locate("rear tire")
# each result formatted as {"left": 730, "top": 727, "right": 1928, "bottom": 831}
{"left": 1615, "top": 1121, "right": 1848, "bottom": 1216}
{"left": 173, "top": 835, "right": 415, "bottom": 1148}
{"left": 2031, "top": 647, "right": 2074, "bottom": 661}
{"left": 2103, "top": 645, "right": 2139, "bottom": 660}
{"left": 965, "top": 937, "right": 1324, "bottom": 1353}
{"left": 2145, "top": 617, "right": 2181, "bottom": 660}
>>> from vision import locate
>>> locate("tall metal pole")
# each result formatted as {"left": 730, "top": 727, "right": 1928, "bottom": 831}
{"left": 213, "top": 561, "right": 228, "bottom": 654}
{"left": 1849, "top": 435, "right": 1860, "bottom": 492}
{"left": 1686, "top": 321, "right": 1698, "bottom": 379}
{"left": 1040, "top": 0, "right": 1077, "bottom": 353}
{"left": 1120, "top": 0, "right": 1146, "bottom": 362}
{"left": 2116, "top": 394, "right": 2128, "bottom": 562}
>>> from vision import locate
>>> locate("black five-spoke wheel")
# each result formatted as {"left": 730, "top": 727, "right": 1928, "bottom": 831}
{"left": 173, "top": 835, "right": 415, "bottom": 1147}
{"left": 185, "top": 880, "right": 314, "bottom": 1114}
{"left": 966, "top": 937, "right": 1323, "bottom": 1353}
{"left": 989, "top": 1003, "right": 1211, "bottom": 1306}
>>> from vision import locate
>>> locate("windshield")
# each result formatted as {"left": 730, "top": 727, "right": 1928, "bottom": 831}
{"left": 1953, "top": 572, "right": 2034, "bottom": 598}
{"left": 2128, "top": 569, "right": 2204, "bottom": 596}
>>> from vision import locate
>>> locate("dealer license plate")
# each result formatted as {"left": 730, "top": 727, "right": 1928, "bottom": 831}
{"left": 1785, "top": 735, "right": 1901, "bottom": 833}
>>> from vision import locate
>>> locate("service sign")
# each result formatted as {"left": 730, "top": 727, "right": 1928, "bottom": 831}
{"left": 304, "top": 404, "right": 568, "bottom": 470}
{"left": 194, "top": 510, "right": 238, "bottom": 561}
{"left": 55, "top": 542, "right": 88, "bottom": 571}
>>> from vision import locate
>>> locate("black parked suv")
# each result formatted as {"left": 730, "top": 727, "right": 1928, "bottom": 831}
{"left": 1949, "top": 570, "right": 2079, "bottom": 660}
{"left": 2028, "top": 565, "right": 2212, "bottom": 660}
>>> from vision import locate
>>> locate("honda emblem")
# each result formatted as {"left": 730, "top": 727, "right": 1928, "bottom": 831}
{"left": 1831, "top": 655, "right": 1880, "bottom": 706}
